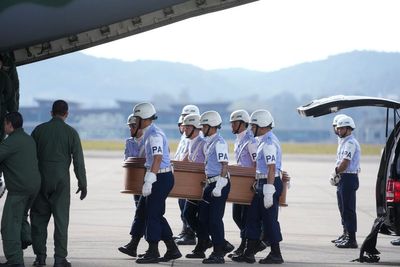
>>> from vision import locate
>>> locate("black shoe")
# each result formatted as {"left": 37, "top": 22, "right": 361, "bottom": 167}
{"left": 331, "top": 233, "right": 347, "bottom": 244}
{"left": 185, "top": 239, "right": 209, "bottom": 259}
{"left": 223, "top": 240, "right": 235, "bottom": 255}
{"left": 259, "top": 252, "right": 284, "bottom": 264}
{"left": 159, "top": 239, "right": 182, "bottom": 262}
{"left": 21, "top": 240, "right": 32, "bottom": 250}
{"left": 176, "top": 234, "right": 196, "bottom": 245}
{"left": 391, "top": 238, "right": 400, "bottom": 246}
{"left": 118, "top": 237, "right": 140, "bottom": 257}
{"left": 336, "top": 239, "right": 358, "bottom": 249}
{"left": 186, "top": 251, "right": 206, "bottom": 259}
{"left": 256, "top": 241, "right": 267, "bottom": 254}
{"left": 0, "top": 263, "right": 25, "bottom": 267}
{"left": 231, "top": 253, "right": 255, "bottom": 263}
{"left": 32, "top": 255, "right": 46, "bottom": 266}
{"left": 228, "top": 239, "right": 246, "bottom": 258}
{"left": 53, "top": 258, "right": 71, "bottom": 267}
{"left": 136, "top": 242, "right": 160, "bottom": 264}
{"left": 202, "top": 253, "right": 225, "bottom": 264}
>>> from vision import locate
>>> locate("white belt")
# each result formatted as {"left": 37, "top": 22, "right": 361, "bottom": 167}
{"left": 206, "top": 176, "right": 218, "bottom": 184}
{"left": 147, "top": 166, "right": 173, "bottom": 173}
{"left": 256, "top": 173, "right": 267, "bottom": 179}
{"left": 342, "top": 171, "right": 358, "bottom": 174}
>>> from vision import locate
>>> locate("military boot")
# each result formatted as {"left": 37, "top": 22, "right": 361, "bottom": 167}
{"left": 0, "top": 263, "right": 25, "bottom": 267}
{"left": 176, "top": 226, "right": 196, "bottom": 245}
{"left": 259, "top": 243, "right": 284, "bottom": 264}
{"left": 136, "top": 242, "right": 160, "bottom": 264}
{"left": 118, "top": 236, "right": 141, "bottom": 257}
{"left": 223, "top": 239, "right": 235, "bottom": 255}
{"left": 186, "top": 239, "right": 209, "bottom": 259}
{"left": 228, "top": 238, "right": 246, "bottom": 258}
{"left": 53, "top": 257, "right": 71, "bottom": 267}
{"left": 32, "top": 255, "right": 46, "bottom": 266}
{"left": 231, "top": 239, "right": 258, "bottom": 263}
{"left": 202, "top": 244, "right": 225, "bottom": 264}
{"left": 159, "top": 239, "right": 182, "bottom": 262}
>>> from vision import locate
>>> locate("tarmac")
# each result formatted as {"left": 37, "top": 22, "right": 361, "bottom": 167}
{"left": 1, "top": 151, "right": 400, "bottom": 266}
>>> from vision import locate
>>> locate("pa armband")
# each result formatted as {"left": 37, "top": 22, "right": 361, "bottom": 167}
{"left": 342, "top": 141, "right": 356, "bottom": 160}
{"left": 262, "top": 144, "right": 277, "bottom": 165}
{"left": 215, "top": 141, "right": 229, "bottom": 162}
{"left": 149, "top": 135, "right": 164, "bottom": 155}
{"left": 247, "top": 141, "right": 258, "bottom": 162}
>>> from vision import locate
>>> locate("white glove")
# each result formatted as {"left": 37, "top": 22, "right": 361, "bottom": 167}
{"left": 329, "top": 172, "right": 341, "bottom": 186}
{"left": 142, "top": 172, "right": 157, "bottom": 197}
{"left": 263, "top": 184, "right": 275, "bottom": 209}
{"left": 212, "top": 176, "right": 228, "bottom": 197}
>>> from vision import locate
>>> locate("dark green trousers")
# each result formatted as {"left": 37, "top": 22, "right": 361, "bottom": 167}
{"left": 1, "top": 193, "right": 36, "bottom": 264}
{"left": 30, "top": 182, "right": 70, "bottom": 258}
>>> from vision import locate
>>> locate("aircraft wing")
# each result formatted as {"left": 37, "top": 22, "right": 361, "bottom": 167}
{"left": 0, "top": 0, "right": 257, "bottom": 66}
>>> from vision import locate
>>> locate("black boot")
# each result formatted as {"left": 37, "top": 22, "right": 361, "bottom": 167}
{"left": 256, "top": 241, "right": 267, "bottom": 254}
{"left": 0, "top": 263, "right": 25, "bottom": 267}
{"left": 53, "top": 257, "right": 71, "bottom": 267}
{"left": 173, "top": 222, "right": 187, "bottom": 240}
{"left": 186, "top": 239, "right": 209, "bottom": 258}
{"left": 176, "top": 226, "right": 196, "bottom": 245}
{"left": 33, "top": 254, "right": 46, "bottom": 266}
{"left": 202, "top": 244, "right": 225, "bottom": 264}
{"left": 159, "top": 239, "right": 182, "bottom": 262}
{"left": 232, "top": 239, "right": 258, "bottom": 263}
{"left": 118, "top": 236, "right": 141, "bottom": 257}
{"left": 331, "top": 230, "right": 348, "bottom": 244}
{"left": 223, "top": 239, "right": 235, "bottom": 255}
{"left": 259, "top": 243, "right": 284, "bottom": 264}
{"left": 136, "top": 242, "right": 160, "bottom": 264}
{"left": 228, "top": 239, "right": 246, "bottom": 258}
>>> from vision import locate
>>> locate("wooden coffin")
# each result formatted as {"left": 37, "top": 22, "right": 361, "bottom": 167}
{"left": 122, "top": 157, "right": 288, "bottom": 206}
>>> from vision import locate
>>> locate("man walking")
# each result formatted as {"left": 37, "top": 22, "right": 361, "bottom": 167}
{"left": 30, "top": 100, "right": 87, "bottom": 267}
{"left": 0, "top": 112, "right": 41, "bottom": 267}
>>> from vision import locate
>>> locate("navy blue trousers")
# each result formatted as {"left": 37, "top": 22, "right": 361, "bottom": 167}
{"left": 336, "top": 185, "right": 345, "bottom": 231}
{"left": 338, "top": 173, "right": 359, "bottom": 233}
{"left": 144, "top": 171, "right": 174, "bottom": 242}
{"left": 198, "top": 180, "right": 231, "bottom": 246}
{"left": 232, "top": 203, "right": 248, "bottom": 239}
{"left": 129, "top": 195, "right": 146, "bottom": 238}
{"left": 246, "top": 177, "right": 283, "bottom": 244}
{"left": 183, "top": 200, "right": 200, "bottom": 234}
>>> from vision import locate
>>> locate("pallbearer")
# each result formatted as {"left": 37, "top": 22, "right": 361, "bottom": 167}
{"left": 132, "top": 102, "right": 182, "bottom": 264}
{"left": 232, "top": 109, "right": 284, "bottom": 264}
{"left": 197, "top": 111, "right": 232, "bottom": 264}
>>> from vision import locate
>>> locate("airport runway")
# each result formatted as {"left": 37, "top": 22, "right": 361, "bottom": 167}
{"left": 1, "top": 151, "right": 399, "bottom": 266}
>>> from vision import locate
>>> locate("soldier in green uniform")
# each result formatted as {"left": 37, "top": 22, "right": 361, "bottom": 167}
{"left": 30, "top": 100, "right": 87, "bottom": 267}
{"left": 0, "top": 112, "right": 41, "bottom": 267}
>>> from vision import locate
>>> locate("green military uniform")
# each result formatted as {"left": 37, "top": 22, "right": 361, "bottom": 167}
{"left": 0, "top": 128, "right": 41, "bottom": 265}
{"left": 30, "top": 117, "right": 87, "bottom": 259}
{"left": 0, "top": 70, "right": 12, "bottom": 140}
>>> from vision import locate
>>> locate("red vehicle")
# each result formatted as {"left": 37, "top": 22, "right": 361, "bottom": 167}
{"left": 297, "top": 95, "right": 400, "bottom": 263}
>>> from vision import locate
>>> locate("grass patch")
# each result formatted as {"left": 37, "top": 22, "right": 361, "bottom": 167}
{"left": 82, "top": 140, "right": 383, "bottom": 155}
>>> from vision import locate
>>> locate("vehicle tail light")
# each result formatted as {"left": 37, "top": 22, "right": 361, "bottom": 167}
{"left": 386, "top": 178, "right": 400, "bottom": 203}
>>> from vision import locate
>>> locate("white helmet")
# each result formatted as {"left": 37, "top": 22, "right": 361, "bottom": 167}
{"left": 177, "top": 115, "right": 183, "bottom": 124}
{"left": 250, "top": 109, "right": 274, "bottom": 128}
{"left": 200, "top": 111, "right": 222, "bottom": 127}
{"left": 181, "top": 104, "right": 200, "bottom": 116}
{"left": 126, "top": 113, "right": 136, "bottom": 125}
{"left": 133, "top": 102, "right": 156, "bottom": 119}
{"left": 336, "top": 116, "right": 356, "bottom": 129}
{"left": 230, "top": 109, "right": 250, "bottom": 123}
{"left": 332, "top": 114, "right": 347, "bottom": 126}
{"left": 182, "top": 114, "right": 201, "bottom": 129}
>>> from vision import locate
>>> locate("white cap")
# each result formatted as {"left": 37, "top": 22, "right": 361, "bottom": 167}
{"left": 250, "top": 109, "right": 274, "bottom": 128}
{"left": 230, "top": 109, "right": 250, "bottom": 123}
{"left": 336, "top": 116, "right": 356, "bottom": 129}
{"left": 332, "top": 114, "right": 347, "bottom": 126}
{"left": 133, "top": 102, "right": 156, "bottom": 119}
{"left": 126, "top": 113, "right": 136, "bottom": 125}
{"left": 181, "top": 104, "right": 200, "bottom": 115}
{"left": 182, "top": 114, "right": 201, "bottom": 128}
{"left": 200, "top": 111, "right": 222, "bottom": 127}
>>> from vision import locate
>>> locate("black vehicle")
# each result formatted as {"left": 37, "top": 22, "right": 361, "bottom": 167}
{"left": 297, "top": 95, "right": 400, "bottom": 263}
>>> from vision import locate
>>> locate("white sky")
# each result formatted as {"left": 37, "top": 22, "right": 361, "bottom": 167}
{"left": 83, "top": 0, "right": 400, "bottom": 72}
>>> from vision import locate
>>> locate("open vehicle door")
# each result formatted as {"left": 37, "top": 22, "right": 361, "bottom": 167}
{"left": 298, "top": 95, "right": 400, "bottom": 263}
{"left": 0, "top": 0, "right": 257, "bottom": 66}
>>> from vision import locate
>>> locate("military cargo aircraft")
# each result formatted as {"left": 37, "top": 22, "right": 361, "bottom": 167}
{"left": 0, "top": 0, "right": 257, "bottom": 66}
